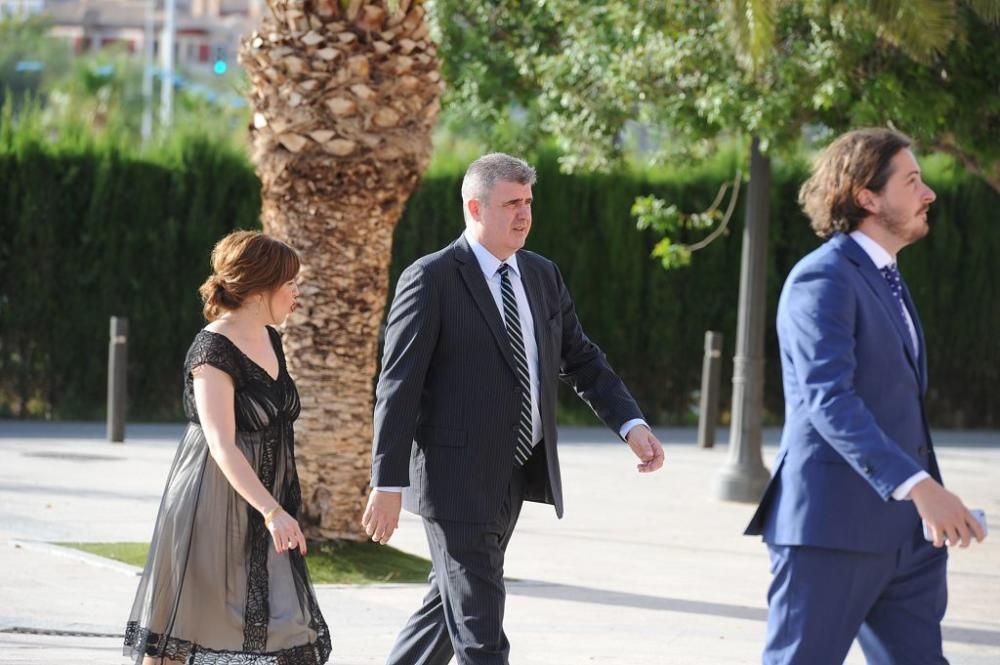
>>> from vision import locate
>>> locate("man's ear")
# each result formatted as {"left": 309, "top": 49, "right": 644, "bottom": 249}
{"left": 467, "top": 198, "right": 481, "bottom": 222}
{"left": 856, "top": 188, "right": 879, "bottom": 216}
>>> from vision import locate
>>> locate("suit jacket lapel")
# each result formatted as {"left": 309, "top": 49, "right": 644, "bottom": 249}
{"left": 453, "top": 236, "right": 518, "bottom": 375}
{"left": 899, "top": 278, "right": 928, "bottom": 392}
{"left": 515, "top": 252, "right": 556, "bottom": 432}
{"left": 839, "top": 235, "right": 921, "bottom": 379}
{"left": 517, "top": 254, "right": 547, "bottom": 358}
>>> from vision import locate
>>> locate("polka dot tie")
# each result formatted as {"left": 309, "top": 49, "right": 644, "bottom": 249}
{"left": 880, "top": 263, "right": 914, "bottom": 352}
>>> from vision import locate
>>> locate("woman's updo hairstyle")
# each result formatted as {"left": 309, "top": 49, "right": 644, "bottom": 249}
{"left": 198, "top": 231, "right": 300, "bottom": 321}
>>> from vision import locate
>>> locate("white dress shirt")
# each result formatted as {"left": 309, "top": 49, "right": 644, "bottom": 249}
{"left": 849, "top": 230, "right": 929, "bottom": 500}
{"left": 376, "top": 232, "right": 647, "bottom": 492}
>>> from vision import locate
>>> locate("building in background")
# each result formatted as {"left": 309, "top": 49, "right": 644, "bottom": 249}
{"left": 0, "top": 0, "right": 259, "bottom": 72}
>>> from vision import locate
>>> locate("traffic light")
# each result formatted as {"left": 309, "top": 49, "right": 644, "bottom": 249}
{"left": 213, "top": 60, "right": 227, "bottom": 75}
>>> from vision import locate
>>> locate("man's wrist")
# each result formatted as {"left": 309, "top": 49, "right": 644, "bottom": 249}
{"left": 620, "top": 419, "right": 649, "bottom": 440}
{"left": 891, "top": 471, "right": 931, "bottom": 501}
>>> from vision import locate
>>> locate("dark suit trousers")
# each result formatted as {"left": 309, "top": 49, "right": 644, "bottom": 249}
{"left": 386, "top": 451, "right": 545, "bottom": 665}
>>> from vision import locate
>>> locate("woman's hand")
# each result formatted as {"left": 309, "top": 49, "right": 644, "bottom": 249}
{"left": 265, "top": 507, "right": 308, "bottom": 555}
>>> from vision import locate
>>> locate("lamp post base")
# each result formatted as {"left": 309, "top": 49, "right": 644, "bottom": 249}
{"left": 715, "top": 461, "right": 770, "bottom": 503}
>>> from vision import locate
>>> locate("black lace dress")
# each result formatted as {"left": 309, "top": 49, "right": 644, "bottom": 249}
{"left": 124, "top": 327, "right": 331, "bottom": 665}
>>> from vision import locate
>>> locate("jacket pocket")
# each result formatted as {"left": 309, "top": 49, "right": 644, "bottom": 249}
{"left": 415, "top": 425, "right": 467, "bottom": 448}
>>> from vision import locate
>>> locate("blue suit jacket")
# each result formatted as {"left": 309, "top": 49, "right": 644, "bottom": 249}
{"left": 746, "top": 233, "right": 942, "bottom": 553}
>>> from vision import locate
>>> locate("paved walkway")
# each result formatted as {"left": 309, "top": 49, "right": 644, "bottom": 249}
{"left": 1, "top": 421, "right": 998, "bottom": 664}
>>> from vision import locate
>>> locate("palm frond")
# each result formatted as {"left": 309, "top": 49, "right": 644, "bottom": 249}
{"left": 747, "top": 0, "right": 779, "bottom": 66}
{"left": 860, "top": 0, "right": 958, "bottom": 62}
{"left": 963, "top": 0, "right": 1000, "bottom": 23}
{"left": 724, "top": 0, "right": 779, "bottom": 73}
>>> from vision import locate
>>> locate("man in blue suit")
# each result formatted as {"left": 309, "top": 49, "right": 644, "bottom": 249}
{"left": 746, "top": 128, "right": 986, "bottom": 664}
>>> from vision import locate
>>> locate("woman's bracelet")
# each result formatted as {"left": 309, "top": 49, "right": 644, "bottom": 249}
{"left": 263, "top": 505, "right": 282, "bottom": 527}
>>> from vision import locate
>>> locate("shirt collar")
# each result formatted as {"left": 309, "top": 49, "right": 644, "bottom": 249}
{"left": 849, "top": 230, "right": 896, "bottom": 269}
{"left": 464, "top": 229, "right": 521, "bottom": 279}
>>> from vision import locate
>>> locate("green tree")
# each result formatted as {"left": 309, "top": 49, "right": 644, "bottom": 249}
{"left": 432, "top": 0, "right": 1000, "bottom": 193}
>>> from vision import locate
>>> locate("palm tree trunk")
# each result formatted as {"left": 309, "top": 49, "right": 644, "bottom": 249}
{"left": 238, "top": 0, "right": 442, "bottom": 540}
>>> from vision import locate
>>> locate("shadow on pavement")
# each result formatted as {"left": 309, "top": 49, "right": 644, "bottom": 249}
{"left": 507, "top": 579, "right": 1000, "bottom": 646}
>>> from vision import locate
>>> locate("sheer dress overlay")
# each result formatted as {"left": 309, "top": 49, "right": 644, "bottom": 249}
{"left": 124, "top": 327, "right": 331, "bottom": 665}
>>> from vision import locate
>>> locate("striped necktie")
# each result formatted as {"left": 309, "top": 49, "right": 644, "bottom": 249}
{"left": 497, "top": 263, "right": 535, "bottom": 466}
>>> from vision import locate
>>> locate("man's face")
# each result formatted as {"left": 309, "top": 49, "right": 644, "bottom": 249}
{"left": 468, "top": 180, "right": 533, "bottom": 260}
{"left": 865, "top": 149, "right": 937, "bottom": 246}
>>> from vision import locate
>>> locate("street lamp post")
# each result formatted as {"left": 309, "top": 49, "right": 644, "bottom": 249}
{"left": 715, "top": 136, "right": 772, "bottom": 503}
{"left": 159, "top": 0, "right": 175, "bottom": 128}
{"left": 141, "top": 0, "right": 155, "bottom": 141}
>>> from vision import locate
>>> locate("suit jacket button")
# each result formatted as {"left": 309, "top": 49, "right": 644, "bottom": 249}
{"left": 918, "top": 446, "right": 929, "bottom": 456}
{"left": 863, "top": 464, "right": 874, "bottom": 475}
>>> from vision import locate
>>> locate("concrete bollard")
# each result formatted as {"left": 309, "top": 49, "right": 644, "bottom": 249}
{"left": 107, "top": 316, "right": 128, "bottom": 443}
{"left": 697, "top": 331, "right": 723, "bottom": 449}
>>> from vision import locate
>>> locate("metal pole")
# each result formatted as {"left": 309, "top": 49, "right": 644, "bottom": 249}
{"left": 107, "top": 317, "right": 128, "bottom": 443}
{"left": 141, "top": 0, "right": 154, "bottom": 141}
{"left": 697, "top": 331, "right": 723, "bottom": 449}
{"left": 716, "top": 137, "right": 771, "bottom": 501}
{"left": 159, "top": 0, "right": 175, "bottom": 129}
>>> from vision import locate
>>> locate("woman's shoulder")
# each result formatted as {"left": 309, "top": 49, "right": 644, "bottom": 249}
{"left": 185, "top": 327, "right": 240, "bottom": 377}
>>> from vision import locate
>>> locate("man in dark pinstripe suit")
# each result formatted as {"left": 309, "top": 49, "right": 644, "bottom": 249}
{"left": 363, "top": 153, "right": 665, "bottom": 665}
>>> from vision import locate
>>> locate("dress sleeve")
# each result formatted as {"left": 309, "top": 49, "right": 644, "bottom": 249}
{"left": 184, "top": 332, "right": 242, "bottom": 387}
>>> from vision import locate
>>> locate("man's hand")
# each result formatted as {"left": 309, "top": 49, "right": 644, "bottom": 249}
{"left": 910, "top": 478, "right": 986, "bottom": 548}
{"left": 626, "top": 425, "right": 665, "bottom": 473}
{"left": 362, "top": 489, "right": 402, "bottom": 545}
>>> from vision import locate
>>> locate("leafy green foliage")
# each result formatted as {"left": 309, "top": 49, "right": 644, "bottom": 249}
{"left": 632, "top": 196, "right": 695, "bottom": 269}
{"left": 433, "top": 1, "right": 998, "bottom": 177}
{"left": 633, "top": 170, "right": 742, "bottom": 269}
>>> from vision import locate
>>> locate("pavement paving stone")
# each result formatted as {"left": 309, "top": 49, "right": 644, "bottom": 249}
{"left": 1, "top": 422, "right": 997, "bottom": 664}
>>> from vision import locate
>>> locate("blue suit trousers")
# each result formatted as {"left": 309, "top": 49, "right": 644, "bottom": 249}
{"left": 764, "top": 526, "right": 948, "bottom": 665}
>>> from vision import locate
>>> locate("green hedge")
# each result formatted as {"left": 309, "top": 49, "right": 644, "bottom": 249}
{"left": 393, "top": 157, "right": 1000, "bottom": 428}
{"left": 2, "top": 128, "right": 997, "bottom": 426}
{"left": 0, "top": 121, "right": 259, "bottom": 419}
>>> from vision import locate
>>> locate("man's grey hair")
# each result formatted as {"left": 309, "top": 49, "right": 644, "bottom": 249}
{"left": 461, "top": 153, "right": 537, "bottom": 213}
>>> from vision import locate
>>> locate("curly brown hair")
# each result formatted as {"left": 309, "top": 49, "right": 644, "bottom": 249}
{"left": 197, "top": 231, "right": 300, "bottom": 321}
{"left": 799, "top": 128, "right": 912, "bottom": 239}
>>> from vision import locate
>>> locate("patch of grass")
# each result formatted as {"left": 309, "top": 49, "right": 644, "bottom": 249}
{"left": 61, "top": 541, "right": 150, "bottom": 567}
{"left": 58, "top": 541, "right": 431, "bottom": 584}
{"left": 305, "top": 541, "right": 430, "bottom": 584}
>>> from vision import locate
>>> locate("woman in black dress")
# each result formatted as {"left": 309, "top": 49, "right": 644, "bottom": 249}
{"left": 125, "top": 231, "right": 331, "bottom": 665}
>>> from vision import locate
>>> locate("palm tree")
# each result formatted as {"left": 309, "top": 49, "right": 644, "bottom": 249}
{"left": 238, "top": 0, "right": 443, "bottom": 540}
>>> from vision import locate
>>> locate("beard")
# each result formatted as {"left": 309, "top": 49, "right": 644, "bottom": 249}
{"left": 878, "top": 203, "right": 929, "bottom": 246}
